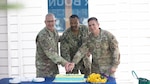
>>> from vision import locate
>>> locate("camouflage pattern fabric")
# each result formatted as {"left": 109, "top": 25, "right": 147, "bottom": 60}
{"left": 60, "top": 25, "right": 91, "bottom": 76}
{"left": 72, "top": 28, "right": 120, "bottom": 77}
{"left": 35, "top": 27, "right": 67, "bottom": 77}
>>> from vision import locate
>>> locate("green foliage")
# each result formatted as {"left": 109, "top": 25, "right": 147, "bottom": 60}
{"left": 0, "top": 1, "right": 23, "bottom": 10}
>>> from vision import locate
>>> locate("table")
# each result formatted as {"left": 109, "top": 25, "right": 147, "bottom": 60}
{"left": 0, "top": 77, "right": 116, "bottom": 84}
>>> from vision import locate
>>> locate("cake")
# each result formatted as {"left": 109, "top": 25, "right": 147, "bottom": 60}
{"left": 52, "top": 74, "right": 86, "bottom": 83}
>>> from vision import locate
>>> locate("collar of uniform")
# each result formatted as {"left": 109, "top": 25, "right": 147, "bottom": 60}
{"left": 44, "top": 27, "right": 57, "bottom": 33}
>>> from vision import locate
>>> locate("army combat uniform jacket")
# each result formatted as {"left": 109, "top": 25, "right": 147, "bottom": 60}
{"left": 35, "top": 27, "right": 67, "bottom": 77}
{"left": 72, "top": 28, "right": 120, "bottom": 77}
{"left": 60, "top": 25, "right": 91, "bottom": 76}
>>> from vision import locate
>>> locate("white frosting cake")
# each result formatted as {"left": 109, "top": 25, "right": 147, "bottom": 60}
{"left": 53, "top": 74, "right": 86, "bottom": 83}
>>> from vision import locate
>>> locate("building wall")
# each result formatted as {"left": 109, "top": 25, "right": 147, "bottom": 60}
{"left": 6, "top": 0, "right": 47, "bottom": 77}
{"left": 0, "top": 0, "right": 150, "bottom": 84}
{"left": 0, "top": 0, "right": 8, "bottom": 78}
{"left": 89, "top": 0, "right": 150, "bottom": 84}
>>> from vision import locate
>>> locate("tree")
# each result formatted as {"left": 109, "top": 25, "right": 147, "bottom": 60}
{"left": 0, "top": 0, "right": 23, "bottom": 10}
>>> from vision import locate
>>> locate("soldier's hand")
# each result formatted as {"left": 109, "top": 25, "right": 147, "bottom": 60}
{"left": 86, "top": 51, "right": 91, "bottom": 57}
{"left": 110, "top": 67, "right": 116, "bottom": 74}
{"left": 64, "top": 62, "right": 70, "bottom": 72}
{"left": 68, "top": 63, "right": 75, "bottom": 72}
{"left": 65, "top": 62, "right": 75, "bottom": 72}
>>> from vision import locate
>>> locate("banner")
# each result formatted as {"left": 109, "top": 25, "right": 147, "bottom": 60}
{"left": 48, "top": 0, "right": 88, "bottom": 32}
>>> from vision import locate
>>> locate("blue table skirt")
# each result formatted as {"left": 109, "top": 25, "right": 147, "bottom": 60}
{"left": 0, "top": 77, "right": 116, "bottom": 84}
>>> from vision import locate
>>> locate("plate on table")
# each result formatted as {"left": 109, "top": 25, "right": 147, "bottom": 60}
{"left": 32, "top": 77, "right": 45, "bottom": 82}
{"left": 9, "top": 78, "right": 21, "bottom": 84}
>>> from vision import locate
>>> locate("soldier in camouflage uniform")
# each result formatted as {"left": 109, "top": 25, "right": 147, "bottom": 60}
{"left": 72, "top": 17, "right": 120, "bottom": 77}
{"left": 60, "top": 15, "right": 91, "bottom": 76}
{"left": 35, "top": 13, "right": 74, "bottom": 77}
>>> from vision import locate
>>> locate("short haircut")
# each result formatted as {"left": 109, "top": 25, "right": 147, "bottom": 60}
{"left": 45, "top": 13, "right": 56, "bottom": 20}
{"left": 88, "top": 17, "right": 98, "bottom": 22}
{"left": 69, "top": 14, "right": 79, "bottom": 19}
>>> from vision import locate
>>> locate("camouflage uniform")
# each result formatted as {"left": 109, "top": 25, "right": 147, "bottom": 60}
{"left": 72, "top": 28, "right": 120, "bottom": 77}
{"left": 35, "top": 27, "right": 67, "bottom": 77}
{"left": 60, "top": 25, "right": 91, "bottom": 76}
